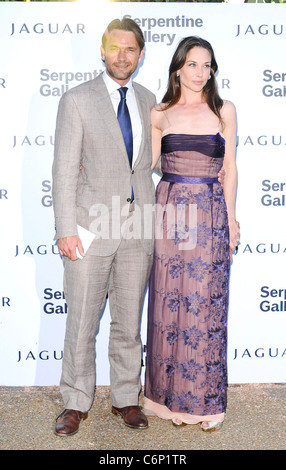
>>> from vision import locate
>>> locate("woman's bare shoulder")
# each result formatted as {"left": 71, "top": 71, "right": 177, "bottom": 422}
{"left": 151, "top": 103, "right": 169, "bottom": 128}
{"left": 221, "top": 99, "right": 236, "bottom": 116}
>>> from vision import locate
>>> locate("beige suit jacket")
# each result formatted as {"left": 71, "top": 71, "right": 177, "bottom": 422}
{"left": 52, "top": 74, "right": 156, "bottom": 256}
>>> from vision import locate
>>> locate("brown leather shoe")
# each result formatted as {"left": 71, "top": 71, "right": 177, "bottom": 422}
{"left": 112, "top": 405, "right": 148, "bottom": 429}
{"left": 55, "top": 409, "right": 88, "bottom": 437}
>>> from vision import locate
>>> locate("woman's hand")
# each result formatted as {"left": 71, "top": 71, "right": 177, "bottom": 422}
{"left": 229, "top": 219, "right": 240, "bottom": 261}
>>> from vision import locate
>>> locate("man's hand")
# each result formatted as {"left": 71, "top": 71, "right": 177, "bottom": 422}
{"left": 58, "top": 235, "right": 84, "bottom": 261}
{"left": 218, "top": 167, "right": 225, "bottom": 186}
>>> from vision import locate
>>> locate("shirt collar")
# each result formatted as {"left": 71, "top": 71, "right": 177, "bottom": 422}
{"left": 102, "top": 70, "right": 133, "bottom": 95}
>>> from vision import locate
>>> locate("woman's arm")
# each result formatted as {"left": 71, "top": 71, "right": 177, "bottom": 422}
{"left": 221, "top": 100, "right": 239, "bottom": 251}
{"left": 150, "top": 106, "right": 163, "bottom": 170}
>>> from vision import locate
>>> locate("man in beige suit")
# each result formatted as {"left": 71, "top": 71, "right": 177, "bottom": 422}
{"left": 52, "top": 18, "right": 156, "bottom": 436}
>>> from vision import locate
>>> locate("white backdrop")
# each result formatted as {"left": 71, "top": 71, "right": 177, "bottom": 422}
{"left": 0, "top": 2, "right": 285, "bottom": 386}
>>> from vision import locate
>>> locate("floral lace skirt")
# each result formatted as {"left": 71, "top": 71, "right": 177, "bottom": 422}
{"left": 144, "top": 177, "right": 230, "bottom": 421}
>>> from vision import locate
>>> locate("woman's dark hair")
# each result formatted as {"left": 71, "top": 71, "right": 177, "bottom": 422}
{"left": 162, "top": 36, "right": 223, "bottom": 121}
{"left": 102, "top": 18, "right": 145, "bottom": 52}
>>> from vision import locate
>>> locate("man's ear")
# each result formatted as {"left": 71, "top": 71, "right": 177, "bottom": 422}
{"left": 138, "top": 47, "right": 145, "bottom": 64}
{"left": 100, "top": 45, "right": 105, "bottom": 62}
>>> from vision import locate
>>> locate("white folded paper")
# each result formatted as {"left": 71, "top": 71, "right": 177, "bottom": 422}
{"left": 76, "top": 224, "right": 95, "bottom": 259}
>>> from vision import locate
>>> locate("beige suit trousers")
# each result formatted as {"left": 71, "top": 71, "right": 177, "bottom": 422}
{"left": 60, "top": 227, "right": 153, "bottom": 413}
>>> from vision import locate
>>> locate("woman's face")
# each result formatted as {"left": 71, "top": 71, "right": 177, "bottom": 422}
{"left": 179, "top": 46, "right": 212, "bottom": 94}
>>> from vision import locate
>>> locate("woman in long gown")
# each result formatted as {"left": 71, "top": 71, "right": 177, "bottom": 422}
{"left": 144, "top": 37, "right": 239, "bottom": 431}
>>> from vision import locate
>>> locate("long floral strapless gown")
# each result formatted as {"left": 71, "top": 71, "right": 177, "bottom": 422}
{"left": 144, "top": 132, "right": 230, "bottom": 424}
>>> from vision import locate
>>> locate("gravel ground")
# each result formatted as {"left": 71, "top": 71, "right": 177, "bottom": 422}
{"left": 0, "top": 384, "right": 285, "bottom": 451}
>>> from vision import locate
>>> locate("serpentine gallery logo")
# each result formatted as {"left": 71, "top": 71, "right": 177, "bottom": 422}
{"left": 260, "top": 285, "right": 286, "bottom": 312}
{"left": 262, "top": 69, "right": 286, "bottom": 97}
{"left": 42, "top": 287, "right": 67, "bottom": 315}
{"left": 124, "top": 14, "right": 203, "bottom": 46}
{"left": 39, "top": 68, "right": 104, "bottom": 97}
{"left": 261, "top": 179, "right": 286, "bottom": 207}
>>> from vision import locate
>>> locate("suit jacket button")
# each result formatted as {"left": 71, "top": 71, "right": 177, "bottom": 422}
{"left": 127, "top": 198, "right": 131, "bottom": 202}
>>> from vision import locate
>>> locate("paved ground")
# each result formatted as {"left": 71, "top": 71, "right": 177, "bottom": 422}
{"left": 0, "top": 384, "right": 285, "bottom": 452}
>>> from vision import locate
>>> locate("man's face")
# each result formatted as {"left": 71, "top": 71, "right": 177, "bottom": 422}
{"left": 101, "top": 29, "right": 144, "bottom": 86}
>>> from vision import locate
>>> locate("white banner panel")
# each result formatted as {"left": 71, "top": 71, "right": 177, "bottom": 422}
{"left": 0, "top": 2, "right": 285, "bottom": 386}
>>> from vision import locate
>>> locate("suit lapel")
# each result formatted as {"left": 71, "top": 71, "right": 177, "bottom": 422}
{"left": 89, "top": 75, "right": 149, "bottom": 169}
{"left": 133, "top": 83, "right": 147, "bottom": 169}
{"left": 90, "top": 75, "right": 130, "bottom": 163}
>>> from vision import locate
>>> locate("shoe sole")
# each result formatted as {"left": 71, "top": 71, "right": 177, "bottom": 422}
{"left": 171, "top": 418, "right": 187, "bottom": 427}
{"left": 54, "top": 428, "right": 80, "bottom": 437}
